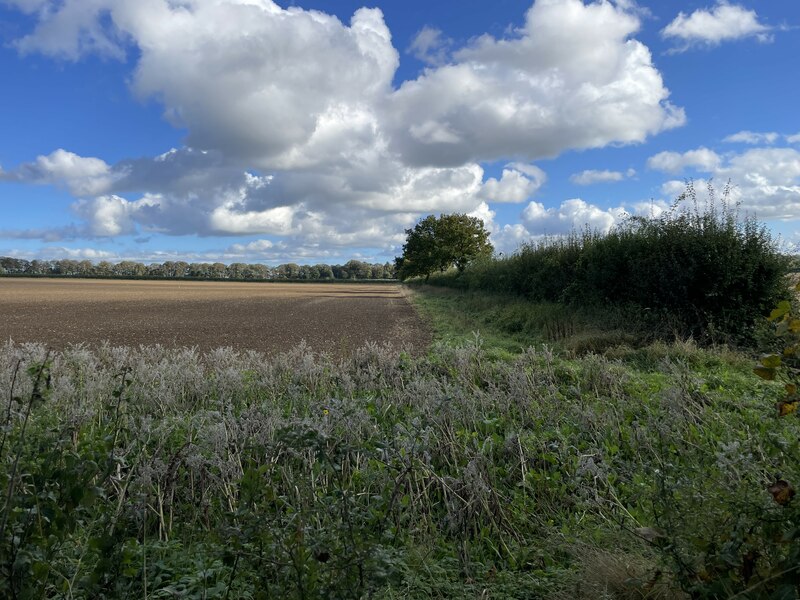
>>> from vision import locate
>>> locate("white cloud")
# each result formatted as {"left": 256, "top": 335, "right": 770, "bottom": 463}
{"left": 491, "top": 223, "right": 534, "bottom": 254}
{"left": 657, "top": 147, "right": 800, "bottom": 220}
{"left": 480, "top": 164, "right": 546, "bottom": 203}
{"left": 8, "top": 0, "right": 682, "bottom": 170}
{"left": 209, "top": 204, "right": 297, "bottom": 236}
{"left": 43, "top": 247, "right": 119, "bottom": 260}
{"left": 389, "top": 0, "right": 684, "bottom": 166}
{"left": 787, "top": 133, "right": 800, "bottom": 144}
{"left": 570, "top": 168, "right": 635, "bottom": 185}
{"left": 14, "top": 0, "right": 127, "bottom": 60}
{"left": 408, "top": 26, "right": 452, "bottom": 66}
{"left": 107, "top": 2, "right": 396, "bottom": 170}
{"left": 628, "top": 200, "right": 669, "bottom": 219}
{"left": 489, "top": 195, "right": 670, "bottom": 253}
{"left": 227, "top": 239, "right": 275, "bottom": 254}
{"left": 1, "top": 149, "right": 117, "bottom": 196}
{"left": 662, "top": 2, "right": 771, "bottom": 52}
{"left": 522, "top": 198, "right": 619, "bottom": 235}
{"left": 468, "top": 202, "right": 498, "bottom": 234}
{"left": 723, "top": 130, "right": 780, "bottom": 145}
{"left": 2, "top": 0, "right": 686, "bottom": 255}
{"left": 72, "top": 195, "right": 142, "bottom": 237}
{"left": 647, "top": 147, "right": 721, "bottom": 173}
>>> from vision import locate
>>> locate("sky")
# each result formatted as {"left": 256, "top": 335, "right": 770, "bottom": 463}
{"left": 0, "top": 0, "right": 799, "bottom": 265}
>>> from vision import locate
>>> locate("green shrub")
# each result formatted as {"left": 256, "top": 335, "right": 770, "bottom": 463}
{"left": 416, "top": 183, "right": 790, "bottom": 344}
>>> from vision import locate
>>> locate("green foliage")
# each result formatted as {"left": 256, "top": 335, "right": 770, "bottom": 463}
{"left": 417, "top": 183, "right": 790, "bottom": 344}
{"left": 396, "top": 213, "right": 493, "bottom": 281}
{"left": 630, "top": 289, "right": 800, "bottom": 599}
{"left": 1, "top": 313, "right": 797, "bottom": 598}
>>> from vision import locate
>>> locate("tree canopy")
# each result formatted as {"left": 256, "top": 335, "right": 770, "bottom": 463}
{"left": 0, "top": 257, "right": 396, "bottom": 281}
{"left": 395, "top": 213, "right": 493, "bottom": 281}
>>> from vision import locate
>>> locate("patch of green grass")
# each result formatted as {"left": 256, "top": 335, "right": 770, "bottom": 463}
{"left": 408, "top": 284, "right": 658, "bottom": 359}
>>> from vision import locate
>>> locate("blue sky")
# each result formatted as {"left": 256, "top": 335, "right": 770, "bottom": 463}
{"left": 1, "top": 0, "right": 799, "bottom": 265}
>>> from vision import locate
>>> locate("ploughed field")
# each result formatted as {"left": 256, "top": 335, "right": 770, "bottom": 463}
{"left": 0, "top": 278, "right": 429, "bottom": 354}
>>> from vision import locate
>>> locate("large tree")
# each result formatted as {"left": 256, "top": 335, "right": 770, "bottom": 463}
{"left": 396, "top": 213, "right": 493, "bottom": 281}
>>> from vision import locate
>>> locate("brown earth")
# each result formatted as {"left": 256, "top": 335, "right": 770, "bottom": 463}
{"left": 0, "top": 278, "right": 430, "bottom": 355}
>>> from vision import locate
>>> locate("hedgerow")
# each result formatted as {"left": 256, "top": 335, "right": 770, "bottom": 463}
{"left": 422, "top": 183, "right": 790, "bottom": 344}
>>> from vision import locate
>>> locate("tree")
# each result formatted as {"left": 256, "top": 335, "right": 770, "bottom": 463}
{"left": 395, "top": 214, "right": 493, "bottom": 281}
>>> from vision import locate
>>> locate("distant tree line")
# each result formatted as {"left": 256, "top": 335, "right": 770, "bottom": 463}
{"left": 0, "top": 257, "right": 396, "bottom": 281}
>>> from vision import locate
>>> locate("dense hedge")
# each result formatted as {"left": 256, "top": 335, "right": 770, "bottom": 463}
{"left": 423, "top": 188, "right": 790, "bottom": 343}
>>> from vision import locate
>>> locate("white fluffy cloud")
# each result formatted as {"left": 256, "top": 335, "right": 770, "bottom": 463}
{"left": 480, "top": 164, "right": 546, "bottom": 203}
{"left": 0, "top": 149, "right": 117, "bottom": 196}
{"left": 662, "top": 2, "right": 771, "bottom": 52}
{"left": 658, "top": 147, "right": 800, "bottom": 220}
{"left": 522, "top": 198, "right": 620, "bottom": 235}
{"left": 489, "top": 197, "right": 669, "bottom": 254}
{"left": 9, "top": 0, "right": 682, "bottom": 169}
{"left": 570, "top": 168, "right": 635, "bottom": 185}
{"left": 408, "top": 26, "right": 452, "bottom": 66}
{"left": 647, "top": 147, "right": 721, "bottom": 174}
{"left": 389, "top": 0, "right": 684, "bottom": 166}
{"left": 724, "top": 131, "right": 780, "bottom": 145}
{"left": 2, "top": 0, "right": 687, "bottom": 255}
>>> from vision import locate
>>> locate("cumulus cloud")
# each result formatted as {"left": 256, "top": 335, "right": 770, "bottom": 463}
{"left": 2, "top": 0, "right": 687, "bottom": 255}
{"left": 468, "top": 202, "right": 498, "bottom": 233}
{"left": 658, "top": 147, "right": 800, "bottom": 220}
{"left": 0, "top": 149, "right": 117, "bottom": 196}
{"left": 521, "top": 198, "right": 620, "bottom": 235}
{"left": 408, "top": 26, "right": 452, "bottom": 66}
{"left": 0, "top": 146, "right": 489, "bottom": 247}
{"left": 647, "top": 147, "right": 721, "bottom": 174}
{"left": 390, "top": 0, "right": 684, "bottom": 166}
{"left": 662, "top": 2, "right": 771, "bottom": 52}
{"left": 480, "top": 164, "right": 546, "bottom": 203}
{"left": 724, "top": 131, "right": 780, "bottom": 145}
{"left": 488, "top": 196, "right": 670, "bottom": 254}
{"left": 570, "top": 168, "right": 635, "bottom": 185}
{"left": 13, "top": 0, "right": 127, "bottom": 60}
{"left": 8, "top": 0, "right": 682, "bottom": 169}
{"left": 786, "top": 133, "right": 800, "bottom": 144}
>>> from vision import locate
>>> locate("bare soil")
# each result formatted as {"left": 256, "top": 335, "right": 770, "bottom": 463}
{"left": 0, "top": 278, "right": 430, "bottom": 355}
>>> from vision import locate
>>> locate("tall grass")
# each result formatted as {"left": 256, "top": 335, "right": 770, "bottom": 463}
{"left": 423, "top": 183, "right": 790, "bottom": 344}
{"left": 0, "top": 337, "right": 796, "bottom": 598}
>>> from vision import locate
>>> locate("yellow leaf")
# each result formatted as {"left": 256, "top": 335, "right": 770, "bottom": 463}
{"left": 785, "top": 383, "right": 797, "bottom": 396}
{"left": 778, "top": 401, "right": 799, "bottom": 417}
{"left": 770, "top": 301, "right": 792, "bottom": 321}
{"left": 754, "top": 367, "right": 776, "bottom": 381}
{"left": 790, "top": 320, "right": 800, "bottom": 333}
{"left": 760, "top": 354, "right": 782, "bottom": 368}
